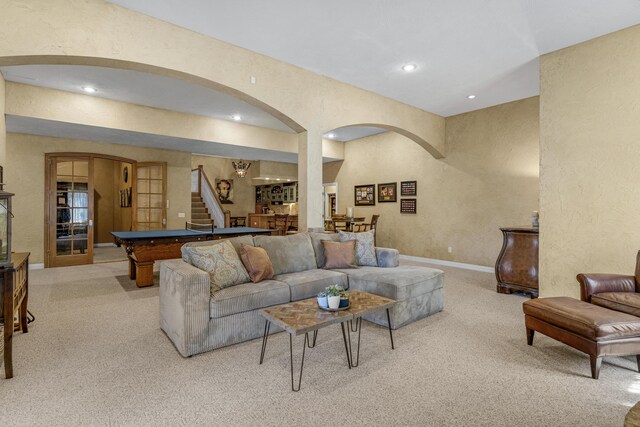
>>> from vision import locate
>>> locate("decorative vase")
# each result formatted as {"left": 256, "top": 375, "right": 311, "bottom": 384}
{"left": 317, "top": 295, "right": 328, "bottom": 308}
{"left": 328, "top": 295, "right": 341, "bottom": 309}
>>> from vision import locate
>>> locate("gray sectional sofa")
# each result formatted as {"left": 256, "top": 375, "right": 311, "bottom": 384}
{"left": 160, "top": 232, "right": 444, "bottom": 357}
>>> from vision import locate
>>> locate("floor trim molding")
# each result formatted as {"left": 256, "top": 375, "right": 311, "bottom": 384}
{"left": 400, "top": 254, "right": 494, "bottom": 273}
{"left": 94, "top": 243, "right": 117, "bottom": 248}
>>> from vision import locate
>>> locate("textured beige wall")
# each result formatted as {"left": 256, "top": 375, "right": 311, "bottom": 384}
{"left": 7, "top": 133, "right": 192, "bottom": 263}
{"left": 539, "top": 25, "right": 640, "bottom": 297}
{"left": 191, "top": 155, "right": 257, "bottom": 218}
{"left": 334, "top": 97, "right": 539, "bottom": 266}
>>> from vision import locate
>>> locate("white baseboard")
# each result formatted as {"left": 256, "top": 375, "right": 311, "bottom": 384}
{"left": 94, "top": 243, "right": 117, "bottom": 248}
{"left": 399, "top": 254, "right": 494, "bottom": 273}
{"left": 29, "top": 263, "right": 44, "bottom": 270}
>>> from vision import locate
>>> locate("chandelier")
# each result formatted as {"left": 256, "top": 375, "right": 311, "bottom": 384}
{"left": 232, "top": 160, "right": 252, "bottom": 178}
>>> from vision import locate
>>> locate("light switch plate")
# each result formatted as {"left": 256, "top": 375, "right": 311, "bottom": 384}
{"left": 178, "top": 212, "right": 185, "bottom": 218}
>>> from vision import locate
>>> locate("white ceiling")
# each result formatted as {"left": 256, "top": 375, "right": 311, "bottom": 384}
{"left": 0, "top": 64, "right": 294, "bottom": 133}
{"left": 108, "top": 0, "right": 640, "bottom": 116}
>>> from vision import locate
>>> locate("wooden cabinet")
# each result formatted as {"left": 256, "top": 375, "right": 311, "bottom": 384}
{"left": 495, "top": 227, "right": 538, "bottom": 298}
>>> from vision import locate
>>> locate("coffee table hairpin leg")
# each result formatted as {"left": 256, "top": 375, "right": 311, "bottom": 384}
{"left": 290, "top": 333, "right": 310, "bottom": 392}
{"left": 259, "top": 320, "right": 271, "bottom": 365}
{"left": 345, "top": 309, "right": 396, "bottom": 368}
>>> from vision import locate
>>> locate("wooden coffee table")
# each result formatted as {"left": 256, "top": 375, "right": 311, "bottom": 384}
{"left": 258, "top": 290, "right": 396, "bottom": 391}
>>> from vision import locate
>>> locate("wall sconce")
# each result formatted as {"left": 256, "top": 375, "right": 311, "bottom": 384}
{"left": 232, "top": 160, "right": 251, "bottom": 178}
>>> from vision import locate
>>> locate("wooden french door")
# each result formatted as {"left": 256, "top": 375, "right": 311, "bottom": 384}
{"left": 46, "top": 156, "right": 94, "bottom": 267}
{"left": 133, "top": 162, "right": 167, "bottom": 231}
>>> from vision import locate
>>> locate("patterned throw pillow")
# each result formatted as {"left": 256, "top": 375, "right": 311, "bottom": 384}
{"left": 183, "top": 239, "right": 251, "bottom": 292}
{"left": 338, "top": 230, "right": 378, "bottom": 267}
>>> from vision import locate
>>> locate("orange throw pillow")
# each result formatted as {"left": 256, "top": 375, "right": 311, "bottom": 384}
{"left": 239, "top": 243, "right": 275, "bottom": 283}
{"left": 322, "top": 240, "right": 358, "bottom": 269}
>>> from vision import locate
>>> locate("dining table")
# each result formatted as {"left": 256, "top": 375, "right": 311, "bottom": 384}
{"left": 332, "top": 216, "right": 366, "bottom": 232}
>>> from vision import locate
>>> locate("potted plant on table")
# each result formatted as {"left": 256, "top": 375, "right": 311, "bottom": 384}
{"left": 339, "top": 290, "right": 350, "bottom": 308}
{"left": 326, "top": 285, "right": 342, "bottom": 309}
{"left": 317, "top": 291, "right": 328, "bottom": 309}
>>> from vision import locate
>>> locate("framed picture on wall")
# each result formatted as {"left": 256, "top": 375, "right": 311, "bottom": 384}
{"left": 377, "top": 182, "right": 397, "bottom": 202}
{"left": 215, "top": 178, "right": 234, "bottom": 204}
{"left": 354, "top": 184, "right": 375, "bottom": 206}
{"left": 400, "top": 198, "right": 417, "bottom": 214}
{"left": 401, "top": 181, "right": 417, "bottom": 196}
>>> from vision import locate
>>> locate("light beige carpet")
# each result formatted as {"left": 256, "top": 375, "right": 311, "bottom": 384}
{"left": 0, "top": 260, "right": 637, "bottom": 426}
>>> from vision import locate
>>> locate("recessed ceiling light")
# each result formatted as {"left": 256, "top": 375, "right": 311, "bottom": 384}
{"left": 286, "top": 179, "right": 291, "bottom": 182}
{"left": 275, "top": 178, "right": 281, "bottom": 181}
{"left": 326, "top": 133, "right": 335, "bottom": 139}
{"left": 401, "top": 64, "right": 417, "bottom": 72}
{"left": 467, "top": 95, "right": 476, "bottom": 99}
{"left": 81, "top": 86, "right": 97, "bottom": 93}
{"left": 232, "top": 114, "right": 242, "bottom": 121}
{"left": 265, "top": 177, "right": 270, "bottom": 180}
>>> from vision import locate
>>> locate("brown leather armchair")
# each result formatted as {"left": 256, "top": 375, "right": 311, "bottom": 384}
{"left": 576, "top": 251, "right": 640, "bottom": 315}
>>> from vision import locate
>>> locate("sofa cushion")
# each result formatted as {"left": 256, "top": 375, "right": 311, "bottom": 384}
{"left": 338, "top": 230, "right": 377, "bottom": 267}
{"left": 254, "top": 232, "right": 317, "bottom": 275}
{"left": 592, "top": 292, "right": 640, "bottom": 317}
{"left": 181, "top": 235, "right": 254, "bottom": 264}
{"left": 275, "top": 269, "right": 349, "bottom": 301}
{"left": 335, "top": 266, "right": 444, "bottom": 301}
{"left": 239, "top": 244, "right": 274, "bottom": 283}
{"left": 309, "top": 232, "right": 340, "bottom": 268}
{"left": 322, "top": 240, "right": 357, "bottom": 269}
{"left": 209, "top": 280, "right": 290, "bottom": 319}
{"left": 183, "top": 240, "right": 251, "bottom": 292}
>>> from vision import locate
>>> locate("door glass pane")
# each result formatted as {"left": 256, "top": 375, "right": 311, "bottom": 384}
{"left": 149, "top": 208, "right": 162, "bottom": 223}
{"left": 150, "top": 180, "right": 163, "bottom": 194}
{"left": 71, "top": 192, "right": 88, "bottom": 208}
{"left": 57, "top": 208, "right": 71, "bottom": 224}
{"left": 57, "top": 191, "right": 70, "bottom": 207}
{"left": 72, "top": 223, "right": 88, "bottom": 237}
{"left": 137, "top": 179, "right": 150, "bottom": 193}
{"left": 149, "top": 194, "right": 163, "bottom": 208}
{"left": 56, "top": 224, "right": 71, "bottom": 238}
{"left": 57, "top": 162, "right": 73, "bottom": 176}
{"left": 137, "top": 210, "right": 149, "bottom": 222}
{"left": 74, "top": 180, "right": 88, "bottom": 191}
{"left": 56, "top": 240, "right": 72, "bottom": 256}
{"left": 138, "top": 194, "right": 149, "bottom": 208}
{"left": 74, "top": 161, "right": 88, "bottom": 177}
{"left": 137, "top": 167, "right": 149, "bottom": 179}
{"left": 57, "top": 178, "right": 73, "bottom": 191}
{"left": 72, "top": 239, "right": 88, "bottom": 255}
{"left": 149, "top": 166, "right": 162, "bottom": 179}
{"left": 72, "top": 208, "right": 88, "bottom": 223}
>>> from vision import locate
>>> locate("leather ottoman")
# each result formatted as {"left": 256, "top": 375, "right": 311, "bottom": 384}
{"left": 523, "top": 296, "right": 640, "bottom": 379}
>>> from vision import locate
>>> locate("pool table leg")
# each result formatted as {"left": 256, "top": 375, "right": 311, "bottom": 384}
{"left": 135, "top": 261, "right": 155, "bottom": 287}
{"left": 128, "top": 257, "right": 137, "bottom": 280}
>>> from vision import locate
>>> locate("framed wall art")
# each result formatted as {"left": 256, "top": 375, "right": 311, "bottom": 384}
{"left": 400, "top": 198, "right": 417, "bottom": 214}
{"left": 377, "top": 182, "right": 397, "bottom": 202}
{"left": 401, "top": 180, "right": 417, "bottom": 196}
{"left": 354, "top": 184, "right": 375, "bottom": 206}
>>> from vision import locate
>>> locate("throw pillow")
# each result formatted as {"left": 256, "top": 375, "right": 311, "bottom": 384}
{"left": 183, "top": 239, "right": 250, "bottom": 292}
{"left": 338, "top": 229, "right": 377, "bottom": 267}
{"left": 239, "top": 243, "right": 275, "bottom": 283}
{"left": 321, "top": 240, "right": 358, "bottom": 269}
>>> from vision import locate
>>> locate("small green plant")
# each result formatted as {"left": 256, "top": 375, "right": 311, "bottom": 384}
{"left": 325, "top": 284, "right": 343, "bottom": 297}
{"left": 339, "top": 290, "right": 349, "bottom": 299}
{"left": 317, "top": 290, "right": 327, "bottom": 298}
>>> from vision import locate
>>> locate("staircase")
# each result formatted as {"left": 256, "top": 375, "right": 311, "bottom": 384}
{"left": 191, "top": 192, "right": 213, "bottom": 225}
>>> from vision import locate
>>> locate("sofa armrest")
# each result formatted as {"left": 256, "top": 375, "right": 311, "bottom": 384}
{"left": 576, "top": 273, "right": 636, "bottom": 302}
{"left": 160, "top": 259, "right": 211, "bottom": 357}
{"left": 376, "top": 247, "right": 399, "bottom": 268}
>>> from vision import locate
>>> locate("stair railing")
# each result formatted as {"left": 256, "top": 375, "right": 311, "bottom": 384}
{"left": 191, "top": 166, "right": 231, "bottom": 228}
